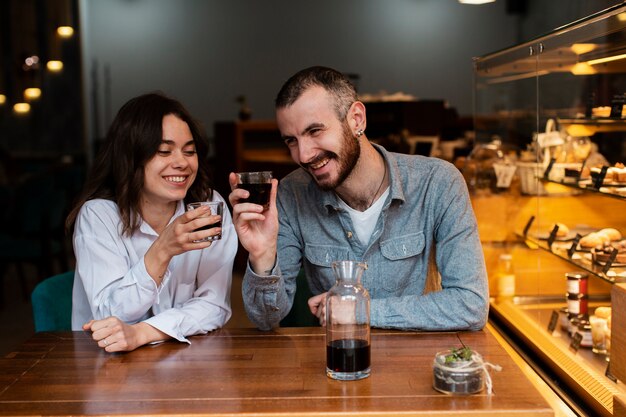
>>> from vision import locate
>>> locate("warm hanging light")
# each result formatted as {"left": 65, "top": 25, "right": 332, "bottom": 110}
{"left": 13, "top": 102, "right": 31, "bottom": 114}
{"left": 47, "top": 60, "right": 64, "bottom": 72}
{"left": 571, "top": 43, "right": 597, "bottom": 55}
{"left": 0, "top": 94, "right": 6, "bottom": 105}
{"left": 24, "top": 87, "right": 42, "bottom": 100}
{"left": 57, "top": 26, "right": 74, "bottom": 38}
{"left": 570, "top": 62, "right": 597, "bottom": 75}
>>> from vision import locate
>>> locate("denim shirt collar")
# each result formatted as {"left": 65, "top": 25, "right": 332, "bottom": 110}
{"left": 321, "top": 143, "right": 407, "bottom": 212}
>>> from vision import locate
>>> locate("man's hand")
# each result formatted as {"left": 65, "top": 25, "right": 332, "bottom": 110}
{"left": 308, "top": 293, "right": 328, "bottom": 326}
{"left": 309, "top": 293, "right": 357, "bottom": 326}
{"left": 228, "top": 172, "right": 279, "bottom": 274}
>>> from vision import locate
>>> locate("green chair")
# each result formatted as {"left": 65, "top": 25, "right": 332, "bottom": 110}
{"left": 280, "top": 269, "right": 319, "bottom": 327}
{"left": 31, "top": 271, "right": 74, "bottom": 332}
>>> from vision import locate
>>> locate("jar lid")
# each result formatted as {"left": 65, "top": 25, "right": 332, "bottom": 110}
{"left": 566, "top": 272, "right": 588, "bottom": 279}
{"left": 567, "top": 292, "right": 588, "bottom": 299}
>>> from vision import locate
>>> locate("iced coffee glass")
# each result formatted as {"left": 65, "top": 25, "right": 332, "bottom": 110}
{"left": 236, "top": 171, "right": 272, "bottom": 210}
{"left": 186, "top": 201, "right": 223, "bottom": 242}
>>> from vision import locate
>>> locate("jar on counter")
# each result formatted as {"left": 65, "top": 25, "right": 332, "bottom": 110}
{"left": 566, "top": 272, "right": 588, "bottom": 296}
{"left": 496, "top": 254, "right": 515, "bottom": 298}
{"left": 558, "top": 307, "right": 570, "bottom": 332}
{"left": 577, "top": 320, "right": 593, "bottom": 348}
{"left": 567, "top": 292, "right": 588, "bottom": 316}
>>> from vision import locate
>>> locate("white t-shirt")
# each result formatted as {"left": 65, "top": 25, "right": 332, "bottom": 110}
{"left": 337, "top": 187, "right": 390, "bottom": 245}
{"left": 71, "top": 192, "right": 238, "bottom": 343}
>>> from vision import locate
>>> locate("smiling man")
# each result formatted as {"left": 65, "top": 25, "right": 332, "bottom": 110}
{"left": 228, "top": 66, "right": 488, "bottom": 331}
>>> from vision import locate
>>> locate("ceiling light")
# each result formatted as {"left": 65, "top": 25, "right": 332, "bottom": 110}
{"left": 47, "top": 60, "right": 64, "bottom": 72}
{"left": 571, "top": 43, "right": 597, "bottom": 55}
{"left": 57, "top": 26, "right": 74, "bottom": 38}
{"left": 13, "top": 103, "right": 31, "bottom": 114}
{"left": 0, "top": 95, "right": 5, "bottom": 105}
{"left": 24, "top": 88, "right": 42, "bottom": 100}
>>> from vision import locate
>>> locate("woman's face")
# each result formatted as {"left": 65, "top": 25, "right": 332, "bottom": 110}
{"left": 140, "top": 114, "right": 198, "bottom": 210}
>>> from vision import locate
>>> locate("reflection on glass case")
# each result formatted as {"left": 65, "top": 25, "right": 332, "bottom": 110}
{"left": 472, "top": 4, "right": 626, "bottom": 416}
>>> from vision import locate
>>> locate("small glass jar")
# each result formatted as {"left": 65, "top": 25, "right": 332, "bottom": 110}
{"left": 496, "top": 254, "right": 515, "bottom": 298}
{"left": 433, "top": 349, "right": 485, "bottom": 395}
{"left": 568, "top": 314, "right": 586, "bottom": 337}
{"left": 567, "top": 293, "right": 588, "bottom": 316}
{"left": 566, "top": 272, "right": 588, "bottom": 296}
{"left": 589, "top": 315, "right": 608, "bottom": 354}
{"left": 558, "top": 307, "right": 570, "bottom": 331}
{"left": 577, "top": 320, "right": 593, "bottom": 348}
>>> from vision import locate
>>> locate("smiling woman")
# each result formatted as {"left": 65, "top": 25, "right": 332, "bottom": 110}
{"left": 64, "top": 92, "right": 238, "bottom": 353}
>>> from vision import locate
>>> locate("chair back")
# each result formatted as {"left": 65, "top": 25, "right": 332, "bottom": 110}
{"left": 31, "top": 271, "right": 74, "bottom": 332}
{"left": 280, "top": 269, "right": 319, "bottom": 327}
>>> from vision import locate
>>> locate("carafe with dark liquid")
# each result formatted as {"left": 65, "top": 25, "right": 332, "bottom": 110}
{"left": 326, "top": 260, "right": 370, "bottom": 381}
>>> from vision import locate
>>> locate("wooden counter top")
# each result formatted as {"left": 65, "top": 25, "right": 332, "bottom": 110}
{"left": 0, "top": 327, "right": 552, "bottom": 416}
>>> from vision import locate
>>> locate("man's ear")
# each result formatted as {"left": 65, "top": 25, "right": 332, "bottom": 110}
{"left": 347, "top": 101, "right": 367, "bottom": 133}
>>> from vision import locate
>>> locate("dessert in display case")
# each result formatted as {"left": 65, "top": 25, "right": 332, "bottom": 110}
{"left": 472, "top": 4, "right": 626, "bottom": 416}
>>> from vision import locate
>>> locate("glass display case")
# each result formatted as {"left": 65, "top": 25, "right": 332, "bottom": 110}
{"left": 472, "top": 4, "right": 626, "bottom": 416}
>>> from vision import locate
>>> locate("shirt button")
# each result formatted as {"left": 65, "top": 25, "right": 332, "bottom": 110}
{"left": 268, "top": 278, "right": 277, "bottom": 284}
{"left": 347, "top": 231, "right": 353, "bottom": 239}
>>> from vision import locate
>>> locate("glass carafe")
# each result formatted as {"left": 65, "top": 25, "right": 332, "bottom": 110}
{"left": 326, "top": 260, "right": 371, "bottom": 381}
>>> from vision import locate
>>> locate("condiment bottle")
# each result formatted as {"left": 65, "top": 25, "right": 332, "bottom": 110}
{"left": 497, "top": 254, "right": 516, "bottom": 299}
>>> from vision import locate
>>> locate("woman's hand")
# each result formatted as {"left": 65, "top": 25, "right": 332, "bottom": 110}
{"left": 83, "top": 317, "right": 169, "bottom": 352}
{"left": 144, "top": 204, "right": 220, "bottom": 284}
{"left": 228, "top": 173, "right": 279, "bottom": 275}
{"left": 158, "top": 204, "right": 221, "bottom": 257}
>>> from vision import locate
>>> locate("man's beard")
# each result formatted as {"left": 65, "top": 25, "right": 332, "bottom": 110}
{"left": 302, "top": 122, "right": 360, "bottom": 191}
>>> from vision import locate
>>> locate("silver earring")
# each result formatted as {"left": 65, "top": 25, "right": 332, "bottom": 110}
{"left": 356, "top": 129, "right": 364, "bottom": 138}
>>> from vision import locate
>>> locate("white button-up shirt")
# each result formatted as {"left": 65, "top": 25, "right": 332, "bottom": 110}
{"left": 71, "top": 192, "right": 237, "bottom": 343}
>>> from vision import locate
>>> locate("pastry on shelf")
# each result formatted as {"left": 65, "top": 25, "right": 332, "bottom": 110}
{"left": 591, "top": 106, "right": 612, "bottom": 118}
{"left": 551, "top": 222, "right": 569, "bottom": 237}
{"left": 579, "top": 228, "right": 622, "bottom": 248}
{"left": 580, "top": 163, "right": 626, "bottom": 184}
{"left": 591, "top": 239, "right": 626, "bottom": 265}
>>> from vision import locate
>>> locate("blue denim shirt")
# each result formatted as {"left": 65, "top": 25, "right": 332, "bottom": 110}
{"left": 243, "top": 144, "right": 489, "bottom": 331}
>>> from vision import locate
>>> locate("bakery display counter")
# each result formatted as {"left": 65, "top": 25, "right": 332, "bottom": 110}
{"left": 519, "top": 231, "right": 626, "bottom": 285}
{"left": 539, "top": 178, "right": 626, "bottom": 200}
{"left": 558, "top": 118, "right": 626, "bottom": 137}
{"left": 490, "top": 296, "right": 621, "bottom": 417}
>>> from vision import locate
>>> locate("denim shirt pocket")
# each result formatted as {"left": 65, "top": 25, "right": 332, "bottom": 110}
{"left": 304, "top": 244, "right": 352, "bottom": 291}
{"left": 379, "top": 232, "right": 425, "bottom": 292}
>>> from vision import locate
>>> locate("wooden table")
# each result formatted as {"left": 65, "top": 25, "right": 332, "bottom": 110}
{"left": 0, "top": 327, "right": 553, "bottom": 416}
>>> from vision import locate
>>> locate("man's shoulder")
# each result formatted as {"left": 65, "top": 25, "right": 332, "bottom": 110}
{"left": 390, "top": 151, "right": 460, "bottom": 178}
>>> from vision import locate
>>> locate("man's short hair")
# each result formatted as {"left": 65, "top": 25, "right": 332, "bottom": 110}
{"left": 275, "top": 66, "right": 358, "bottom": 120}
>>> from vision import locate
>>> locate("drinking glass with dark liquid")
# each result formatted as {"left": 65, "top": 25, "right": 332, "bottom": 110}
{"left": 236, "top": 171, "right": 272, "bottom": 210}
{"left": 185, "top": 201, "right": 223, "bottom": 242}
{"left": 326, "top": 260, "right": 371, "bottom": 381}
